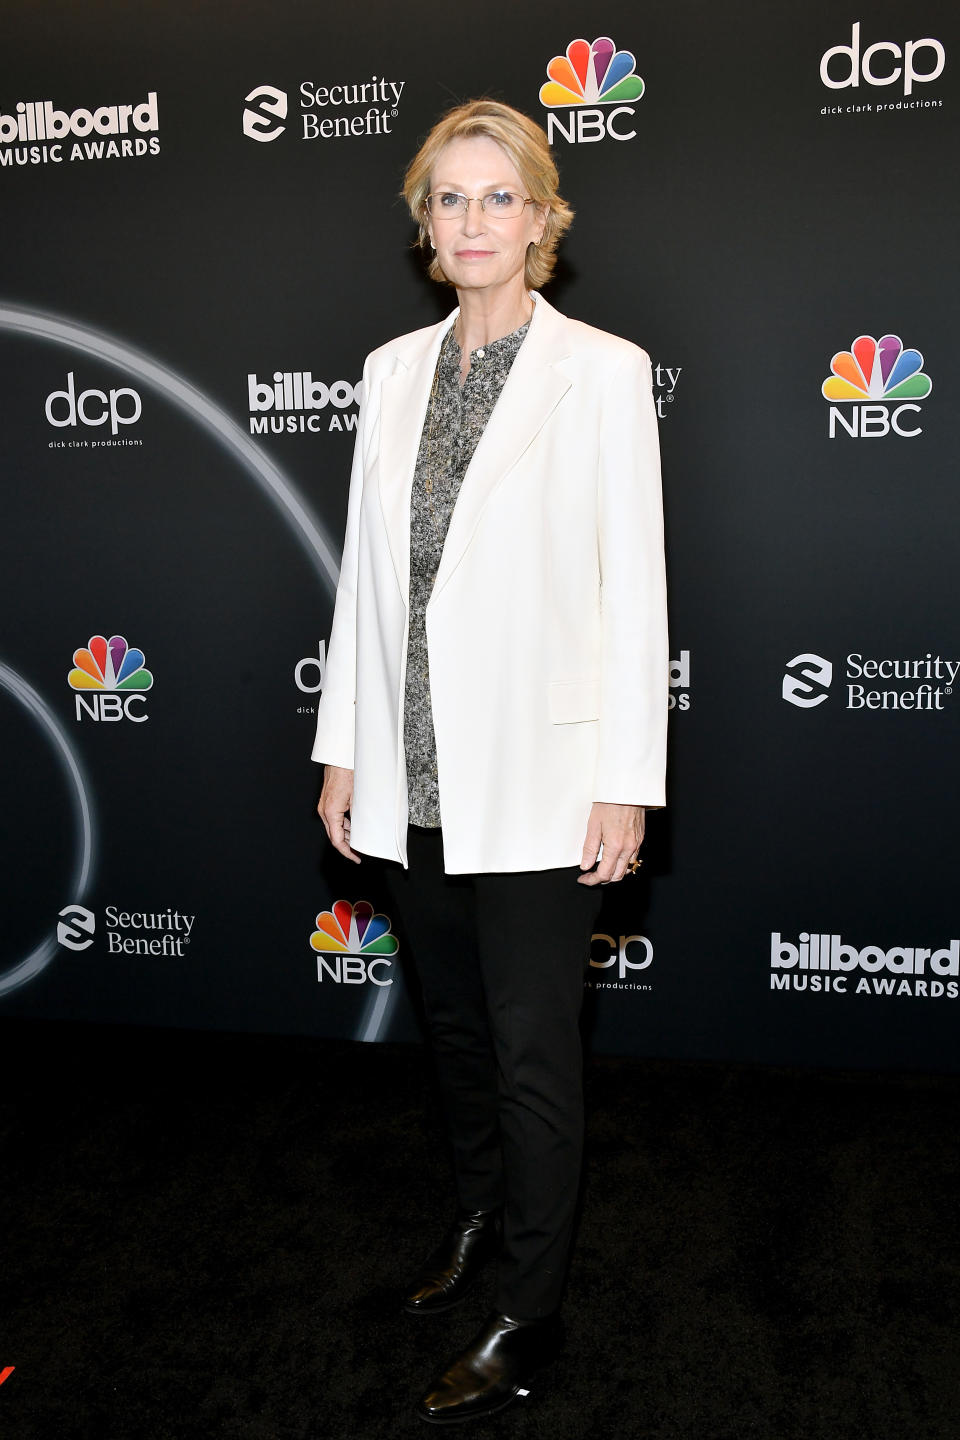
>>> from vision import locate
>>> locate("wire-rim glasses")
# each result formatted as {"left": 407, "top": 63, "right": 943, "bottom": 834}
{"left": 425, "top": 191, "right": 536, "bottom": 219}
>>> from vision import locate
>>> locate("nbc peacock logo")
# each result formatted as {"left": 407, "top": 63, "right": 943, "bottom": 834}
{"left": 310, "top": 900, "right": 398, "bottom": 986}
{"left": 539, "top": 36, "right": 645, "bottom": 145}
{"left": 822, "top": 333, "right": 932, "bottom": 439}
{"left": 68, "top": 634, "right": 154, "bottom": 723}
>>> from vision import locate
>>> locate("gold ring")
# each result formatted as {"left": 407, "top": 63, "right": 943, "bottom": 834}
{"left": 627, "top": 858, "right": 643, "bottom": 874}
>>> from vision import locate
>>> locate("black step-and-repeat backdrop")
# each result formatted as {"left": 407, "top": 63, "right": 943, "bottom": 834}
{"left": 2, "top": 1, "right": 958, "bottom": 1070}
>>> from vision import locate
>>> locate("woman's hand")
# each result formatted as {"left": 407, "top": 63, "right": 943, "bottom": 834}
{"left": 578, "top": 802, "right": 645, "bottom": 885}
{"left": 317, "top": 765, "right": 361, "bottom": 864}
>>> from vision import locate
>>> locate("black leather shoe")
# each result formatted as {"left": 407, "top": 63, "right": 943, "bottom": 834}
{"left": 403, "top": 1209, "right": 502, "bottom": 1316}
{"left": 416, "top": 1310, "right": 563, "bottom": 1424}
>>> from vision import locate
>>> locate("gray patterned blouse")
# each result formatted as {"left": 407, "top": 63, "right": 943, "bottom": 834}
{"left": 404, "top": 319, "right": 530, "bottom": 827}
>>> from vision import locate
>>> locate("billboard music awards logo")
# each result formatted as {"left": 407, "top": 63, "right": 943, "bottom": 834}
{"left": 770, "top": 932, "right": 958, "bottom": 1001}
{"left": 58, "top": 903, "right": 195, "bottom": 956}
{"left": 669, "top": 651, "right": 691, "bottom": 711}
{"left": 243, "top": 75, "right": 404, "bottom": 144}
{"left": 247, "top": 372, "right": 361, "bottom": 434}
{"left": 69, "top": 634, "right": 154, "bottom": 722}
{"left": 588, "top": 932, "right": 654, "bottom": 992}
{"left": 782, "top": 651, "right": 956, "bottom": 712}
{"left": 294, "top": 647, "right": 686, "bottom": 714}
{"left": 311, "top": 900, "right": 399, "bottom": 986}
{"left": 0, "top": 92, "right": 160, "bottom": 166}
{"left": 819, "top": 23, "right": 946, "bottom": 116}
{"left": 822, "top": 334, "right": 932, "bottom": 438}
{"left": 539, "top": 36, "right": 645, "bottom": 144}
{"left": 45, "top": 372, "right": 143, "bottom": 448}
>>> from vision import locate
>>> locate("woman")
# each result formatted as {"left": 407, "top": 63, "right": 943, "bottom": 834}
{"left": 315, "top": 99, "right": 667, "bottom": 1424}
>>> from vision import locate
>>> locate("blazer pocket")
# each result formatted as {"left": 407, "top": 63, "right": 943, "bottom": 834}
{"left": 548, "top": 679, "right": 601, "bottom": 725}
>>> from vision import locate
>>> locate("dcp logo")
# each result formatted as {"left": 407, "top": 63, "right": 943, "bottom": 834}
{"left": 58, "top": 904, "right": 95, "bottom": 951}
{"left": 783, "top": 654, "right": 832, "bottom": 708}
{"left": 820, "top": 23, "right": 945, "bottom": 96}
{"left": 46, "top": 373, "right": 142, "bottom": 436}
{"left": 295, "top": 642, "right": 326, "bottom": 693}
{"left": 243, "top": 85, "right": 287, "bottom": 142}
{"left": 590, "top": 933, "right": 653, "bottom": 980}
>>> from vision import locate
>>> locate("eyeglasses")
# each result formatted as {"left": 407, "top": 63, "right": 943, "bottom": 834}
{"left": 425, "top": 191, "right": 535, "bottom": 219}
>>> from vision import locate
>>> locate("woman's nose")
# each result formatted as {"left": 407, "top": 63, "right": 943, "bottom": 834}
{"left": 461, "top": 197, "right": 486, "bottom": 235}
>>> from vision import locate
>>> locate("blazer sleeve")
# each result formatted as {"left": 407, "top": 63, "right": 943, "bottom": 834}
{"left": 594, "top": 346, "right": 669, "bottom": 807}
{"left": 310, "top": 355, "right": 373, "bottom": 769}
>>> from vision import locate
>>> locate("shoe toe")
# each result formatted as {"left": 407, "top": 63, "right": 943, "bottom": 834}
{"left": 416, "top": 1314, "right": 554, "bottom": 1423}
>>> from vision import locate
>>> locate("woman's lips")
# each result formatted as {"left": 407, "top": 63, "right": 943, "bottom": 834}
{"left": 455, "top": 249, "right": 494, "bottom": 259}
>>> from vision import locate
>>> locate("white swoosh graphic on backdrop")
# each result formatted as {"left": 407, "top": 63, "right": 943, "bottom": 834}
{"left": 0, "top": 303, "right": 341, "bottom": 593}
{"left": 0, "top": 662, "right": 95, "bottom": 996}
{"left": 0, "top": 306, "right": 393, "bottom": 1040}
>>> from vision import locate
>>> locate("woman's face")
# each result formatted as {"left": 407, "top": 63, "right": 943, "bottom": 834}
{"left": 427, "top": 135, "right": 546, "bottom": 297}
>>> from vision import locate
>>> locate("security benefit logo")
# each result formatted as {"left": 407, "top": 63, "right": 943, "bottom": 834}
{"left": 539, "top": 36, "right": 645, "bottom": 144}
{"left": 782, "top": 652, "right": 956, "bottom": 713}
{"left": 58, "top": 904, "right": 195, "bottom": 957}
{"left": 45, "top": 372, "right": 143, "bottom": 449}
{"left": 243, "top": 85, "right": 287, "bottom": 141}
{"left": 819, "top": 23, "right": 946, "bottom": 116}
{"left": 68, "top": 634, "right": 154, "bottom": 723}
{"left": 310, "top": 900, "right": 399, "bottom": 986}
{"left": 57, "top": 904, "right": 95, "bottom": 951}
{"left": 243, "top": 75, "right": 404, "bottom": 144}
{"left": 822, "top": 334, "right": 932, "bottom": 438}
{"left": 588, "top": 933, "right": 654, "bottom": 992}
{"left": 247, "top": 372, "right": 361, "bottom": 435}
{"left": 770, "top": 933, "right": 959, "bottom": 1002}
{"left": 652, "top": 363, "right": 682, "bottom": 419}
{"left": 0, "top": 92, "right": 160, "bottom": 167}
{"left": 782, "top": 654, "right": 832, "bottom": 709}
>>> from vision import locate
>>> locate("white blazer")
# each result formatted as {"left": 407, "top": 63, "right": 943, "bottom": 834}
{"left": 312, "top": 292, "right": 668, "bottom": 873}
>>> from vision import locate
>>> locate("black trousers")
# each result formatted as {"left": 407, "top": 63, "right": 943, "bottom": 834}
{"left": 383, "top": 825, "right": 602, "bottom": 1318}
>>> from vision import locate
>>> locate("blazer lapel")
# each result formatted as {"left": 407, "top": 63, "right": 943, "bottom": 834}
{"left": 431, "top": 296, "right": 573, "bottom": 600}
{"left": 378, "top": 315, "right": 455, "bottom": 601}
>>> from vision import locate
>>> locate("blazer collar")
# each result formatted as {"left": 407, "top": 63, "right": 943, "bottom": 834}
{"left": 378, "top": 293, "right": 574, "bottom": 603}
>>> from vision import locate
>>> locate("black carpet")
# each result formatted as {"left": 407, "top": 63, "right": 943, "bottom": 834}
{"left": 1, "top": 1019, "right": 957, "bottom": 1440}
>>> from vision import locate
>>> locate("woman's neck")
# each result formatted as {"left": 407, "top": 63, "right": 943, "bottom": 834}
{"left": 453, "top": 284, "right": 534, "bottom": 355}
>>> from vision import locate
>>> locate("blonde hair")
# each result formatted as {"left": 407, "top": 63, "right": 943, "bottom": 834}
{"left": 402, "top": 99, "right": 574, "bottom": 291}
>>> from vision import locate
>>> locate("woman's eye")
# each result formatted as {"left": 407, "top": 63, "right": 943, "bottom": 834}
{"left": 487, "top": 192, "right": 514, "bottom": 208}
{"left": 438, "top": 192, "right": 463, "bottom": 208}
